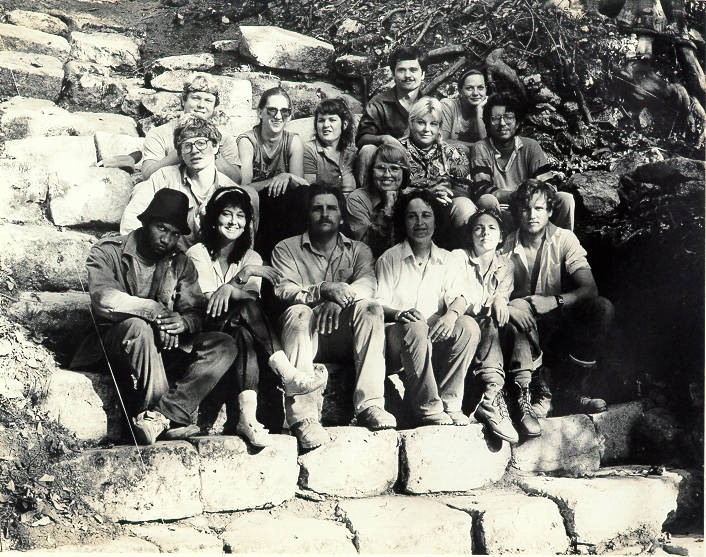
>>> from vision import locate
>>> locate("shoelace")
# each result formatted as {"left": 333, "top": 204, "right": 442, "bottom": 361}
{"left": 519, "top": 388, "right": 538, "bottom": 418}
{"left": 493, "top": 391, "right": 510, "bottom": 419}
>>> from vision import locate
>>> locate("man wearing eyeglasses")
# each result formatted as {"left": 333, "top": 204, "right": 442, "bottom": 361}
{"left": 141, "top": 73, "right": 242, "bottom": 183}
{"left": 469, "top": 92, "right": 575, "bottom": 231}
{"left": 121, "top": 115, "right": 259, "bottom": 249}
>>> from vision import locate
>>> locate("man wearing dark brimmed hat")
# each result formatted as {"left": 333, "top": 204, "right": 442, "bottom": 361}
{"left": 72, "top": 189, "right": 237, "bottom": 445}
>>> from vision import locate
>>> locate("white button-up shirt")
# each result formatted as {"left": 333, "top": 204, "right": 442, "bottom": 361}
{"left": 375, "top": 240, "right": 466, "bottom": 319}
{"left": 452, "top": 249, "right": 513, "bottom": 316}
{"left": 186, "top": 243, "right": 262, "bottom": 296}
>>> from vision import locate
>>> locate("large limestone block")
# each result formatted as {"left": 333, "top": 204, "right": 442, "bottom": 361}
{"left": 45, "top": 537, "right": 158, "bottom": 552}
{"left": 0, "top": 224, "right": 96, "bottom": 291}
{"left": 69, "top": 31, "right": 140, "bottom": 71}
{"left": 140, "top": 90, "right": 181, "bottom": 119}
{"left": 0, "top": 23, "right": 70, "bottom": 61}
{"left": 281, "top": 80, "right": 363, "bottom": 118}
{"left": 8, "top": 291, "right": 90, "bottom": 345}
{"left": 285, "top": 117, "right": 315, "bottom": 142}
{"left": 239, "top": 26, "right": 335, "bottom": 77}
{"left": 38, "top": 368, "right": 121, "bottom": 442}
{"left": 64, "top": 60, "right": 141, "bottom": 111}
{"left": 150, "top": 71, "right": 252, "bottom": 114}
{"left": 0, "top": 97, "right": 138, "bottom": 139}
{"left": 0, "top": 51, "right": 63, "bottom": 101}
{"left": 152, "top": 53, "right": 215, "bottom": 73}
{"left": 49, "top": 167, "right": 133, "bottom": 226}
{"left": 121, "top": 85, "right": 157, "bottom": 117}
{"left": 610, "top": 147, "right": 665, "bottom": 176}
{"left": 0, "top": 160, "right": 52, "bottom": 224}
{"left": 221, "top": 70, "right": 280, "bottom": 105}
{"left": 298, "top": 427, "right": 399, "bottom": 497}
{"left": 222, "top": 111, "right": 260, "bottom": 138}
{"left": 568, "top": 171, "right": 620, "bottom": 216}
{"left": 4, "top": 135, "right": 96, "bottom": 170}
{"left": 6, "top": 10, "right": 68, "bottom": 36}
{"left": 128, "top": 524, "right": 222, "bottom": 552}
{"left": 47, "top": 9, "right": 128, "bottom": 33}
{"left": 190, "top": 435, "right": 298, "bottom": 512}
{"left": 441, "top": 491, "right": 570, "bottom": 554}
{"left": 590, "top": 402, "right": 645, "bottom": 464}
{"left": 399, "top": 424, "right": 510, "bottom": 493}
{"left": 94, "top": 132, "right": 144, "bottom": 166}
{"left": 54, "top": 442, "right": 203, "bottom": 522}
{"left": 519, "top": 472, "right": 680, "bottom": 547}
{"left": 336, "top": 495, "right": 473, "bottom": 554}
{"left": 222, "top": 513, "right": 356, "bottom": 554}
{"left": 512, "top": 414, "right": 602, "bottom": 476}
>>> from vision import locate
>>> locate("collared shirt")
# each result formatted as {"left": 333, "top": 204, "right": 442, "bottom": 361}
{"left": 346, "top": 187, "right": 396, "bottom": 258}
{"left": 142, "top": 118, "right": 240, "bottom": 167}
{"left": 375, "top": 240, "right": 466, "bottom": 319}
{"left": 186, "top": 243, "right": 263, "bottom": 296}
{"left": 401, "top": 137, "right": 471, "bottom": 187}
{"left": 440, "top": 97, "right": 485, "bottom": 143}
{"left": 271, "top": 232, "right": 376, "bottom": 306}
{"left": 452, "top": 248, "right": 513, "bottom": 316}
{"left": 355, "top": 87, "right": 410, "bottom": 146}
{"left": 469, "top": 136, "right": 549, "bottom": 196}
{"left": 303, "top": 138, "right": 357, "bottom": 194}
{"left": 120, "top": 165, "right": 259, "bottom": 248}
{"left": 502, "top": 223, "right": 590, "bottom": 298}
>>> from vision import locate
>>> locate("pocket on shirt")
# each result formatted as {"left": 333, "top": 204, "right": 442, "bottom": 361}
{"left": 335, "top": 267, "right": 353, "bottom": 282}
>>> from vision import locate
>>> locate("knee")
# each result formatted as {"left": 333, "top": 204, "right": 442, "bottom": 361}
{"left": 402, "top": 319, "right": 429, "bottom": 343}
{"left": 353, "top": 300, "right": 384, "bottom": 321}
{"left": 358, "top": 144, "right": 377, "bottom": 160}
{"left": 119, "top": 318, "right": 154, "bottom": 348}
{"left": 477, "top": 194, "right": 501, "bottom": 212}
{"left": 455, "top": 314, "right": 480, "bottom": 343}
{"left": 196, "top": 332, "right": 237, "bottom": 371}
{"left": 281, "top": 304, "right": 313, "bottom": 336}
{"left": 556, "top": 191, "right": 575, "bottom": 212}
{"left": 450, "top": 197, "right": 477, "bottom": 226}
{"left": 591, "top": 296, "right": 615, "bottom": 324}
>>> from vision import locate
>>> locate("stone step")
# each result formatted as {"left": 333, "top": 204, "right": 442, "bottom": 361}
{"left": 0, "top": 51, "right": 64, "bottom": 101}
{"left": 0, "top": 22, "right": 70, "bottom": 62}
{"left": 63, "top": 61, "right": 142, "bottom": 112}
{"left": 6, "top": 10, "right": 69, "bottom": 36}
{"left": 69, "top": 31, "right": 140, "bottom": 72}
{"left": 518, "top": 467, "right": 683, "bottom": 550}
{"left": 0, "top": 160, "right": 53, "bottom": 224}
{"left": 4, "top": 135, "right": 97, "bottom": 170}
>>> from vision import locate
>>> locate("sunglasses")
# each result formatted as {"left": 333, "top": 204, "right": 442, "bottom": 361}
{"left": 264, "top": 106, "right": 292, "bottom": 119}
{"left": 180, "top": 138, "right": 212, "bottom": 154}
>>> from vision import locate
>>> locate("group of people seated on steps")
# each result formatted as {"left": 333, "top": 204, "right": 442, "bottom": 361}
{"left": 71, "top": 45, "right": 614, "bottom": 451}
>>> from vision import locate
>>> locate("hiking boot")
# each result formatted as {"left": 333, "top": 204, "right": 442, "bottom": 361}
{"left": 530, "top": 371, "right": 553, "bottom": 418}
{"left": 291, "top": 418, "right": 330, "bottom": 450}
{"left": 236, "top": 419, "right": 272, "bottom": 448}
{"left": 162, "top": 423, "right": 201, "bottom": 441}
{"left": 473, "top": 384, "right": 519, "bottom": 444}
{"left": 354, "top": 406, "right": 397, "bottom": 430}
{"left": 269, "top": 351, "right": 328, "bottom": 396}
{"left": 133, "top": 410, "right": 170, "bottom": 445}
{"left": 515, "top": 382, "right": 541, "bottom": 438}
{"left": 446, "top": 411, "right": 470, "bottom": 426}
{"left": 564, "top": 390, "right": 607, "bottom": 414}
{"left": 419, "top": 412, "right": 454, "bottom": 426}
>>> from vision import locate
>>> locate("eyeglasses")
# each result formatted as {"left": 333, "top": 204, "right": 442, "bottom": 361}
{"left": 265, "top": 107, "right": 292, "bottom": 119}
{"left": 490, "top": 113, "right": 516, "bottom": 125}
{"left": 373, "top": 164, "right": 403, "bottom": 174}
{"left": 180, "top": 138, "right": 212, "bottom": 154}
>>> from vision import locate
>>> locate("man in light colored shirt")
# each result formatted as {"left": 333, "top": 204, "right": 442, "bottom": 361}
{"left": 271, "top": 184, "right": 396, "bottom": 450}
{"left": 141, "top": 73, "right": 241, "bottom": 183}
{"left": 376, "top": 189, "right": 479, "bottom": 426}
{"left": 469, "top": 92, "right": 575, "bottom": 231}
{"left": 121, "top": 116, "right": 258, "bottom": 249}
{"left": 503, "top": 179, "right": 614, "bottom": 416}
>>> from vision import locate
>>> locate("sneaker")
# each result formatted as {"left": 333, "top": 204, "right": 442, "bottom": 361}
{"left": 269, "top": 352, "right": 328, "bottom": 396}
{"left": 162, "top": 423, "right": 201, "bottom": 441}
{"left": 236, "top": 419, "right": 272, "bottom": 448}
{"left": 515, "top": 383, "right": 541, "bottom": 437}
{"left": 355, "top": 406, "right": 397, "bottom": 430}
{"left": 419, "top": 412, "right": 454, "bottom": 426}
{"left": 530, "top": 371, "right": 553, "bottom": 418}
{"left": 291, "top": 418, "right": 330, "bottom": 450}
{"left": 133, "top": 410, "right": 170, "bottom": 445}
{"left": 446, "top": 411, "right": 470, "bottom": 426}
{"left": 473, "top": 384, "right": 519, "bottom": 444}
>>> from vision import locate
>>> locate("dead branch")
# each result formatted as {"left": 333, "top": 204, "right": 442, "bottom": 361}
{"left": 412, "top": 14, "right": 436, "bottom": 45}
{"left": 485, "top": 48, "right": 527, "bottom": 98}
{"left": 425, "top": 45, "right": 466, "bottom": 63}
{"left": 344, "top": 32, "right": 382, "bottom": 50}
{"left": 380, "top": 7, "right": 406, "bottom": 26}
{"left": 421, "top": 56, "right": 466, "bottom": 95}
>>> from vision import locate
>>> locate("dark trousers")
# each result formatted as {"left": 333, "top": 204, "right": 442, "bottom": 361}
{"left": 255, "top": 187, "right": 308, "bottom": 260}
{"left": 102, "top": 317, "right": 236, "bottom": 425}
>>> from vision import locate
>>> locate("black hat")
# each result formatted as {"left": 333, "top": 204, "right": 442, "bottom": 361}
{"left": 137, "top": 189, "right": 191, "bottom": 235}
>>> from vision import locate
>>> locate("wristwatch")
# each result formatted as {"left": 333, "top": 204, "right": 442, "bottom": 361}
{"left": 235, "top": 274, "right": 247, "bottom": 285}
{"left": 555, "top": 295, "right": 565, "bottom": 308}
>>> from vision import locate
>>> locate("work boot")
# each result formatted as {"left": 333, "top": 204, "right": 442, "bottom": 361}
{"left": 473, "top": 384, "right": 519, "bottom": 444}
{"left": 419, "top": 412, "right": 454, "bottom": 426}
{"left": 515, "top": 382, "right": 541, "bottom": 437}
{"left": 236, "top": 390, "right": 272, "bottom": 448}
{"left": 559, "top": 361, "right": 607, "bottom": 414}
{"left": 269, "top": 351, "right": 328, "bottom": 395}
{"left": 354, "top": 405, "right": 397, "bottom": 430}
{"left": 530, "top": 368, "right": 553, "bottom": 418}
{"left": 133, "top": 410, "right": 170, "bottom": 445}
{"left": 291, "top": 418, "right": 330, "bottom": 451}
{"left": 162, "top": 423, "right": 201, "bottom": 441}
{"left": 446, "top": 411, "right": 470, "bottom": 426}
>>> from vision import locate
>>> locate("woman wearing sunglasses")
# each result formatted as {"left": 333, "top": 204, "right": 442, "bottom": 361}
{"left": 238, "top": 87, "right": 309, "bottom": 258}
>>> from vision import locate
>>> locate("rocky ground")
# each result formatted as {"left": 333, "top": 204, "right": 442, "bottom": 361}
{"left": 0, "top": 0, "right": 703, "bottom": 552}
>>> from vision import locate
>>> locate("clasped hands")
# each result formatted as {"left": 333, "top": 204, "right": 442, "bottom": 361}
{"left": 394, "top": 307, "right": 458, "bottom": 343}
{"left": 153, "top": 311, "right": 188, "bottom": 350}
{"left": 313, "top": 282, "right": 356, "bottom": 335}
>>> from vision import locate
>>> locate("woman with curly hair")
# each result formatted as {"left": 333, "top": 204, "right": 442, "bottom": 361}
{"left": 186, "top": 186, "right": 326, "bottom": 447}
{"left": 303, "top": 98, "right": 358, "bottom": 194}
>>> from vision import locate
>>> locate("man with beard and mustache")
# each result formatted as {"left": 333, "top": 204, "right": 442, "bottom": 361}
{"left": 270, "top": 184, "right": 397, "bottom": 450}
{"left": 355, "top": 46, "right": 427, "bottom": 188}
{"left": 72, "top": 189, "right": 237, "bottom": 445}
